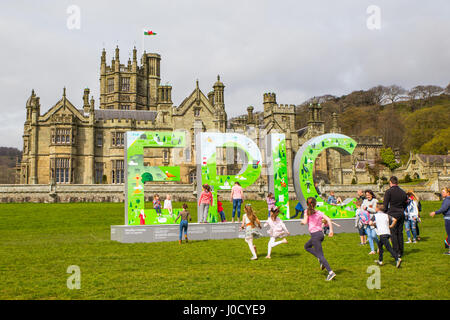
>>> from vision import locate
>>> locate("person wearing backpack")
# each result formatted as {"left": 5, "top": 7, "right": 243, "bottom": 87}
{"left": 355, "top": 199, "right": 368, "bottom": 246}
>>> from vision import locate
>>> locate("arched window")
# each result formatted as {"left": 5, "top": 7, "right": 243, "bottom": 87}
{"left": 189, "top": 170, "right": 196, "bottom": 184}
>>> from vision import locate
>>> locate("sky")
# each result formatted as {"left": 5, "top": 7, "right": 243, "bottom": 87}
{"left": 0, "top": 0, "right": 449, "bottom": 149}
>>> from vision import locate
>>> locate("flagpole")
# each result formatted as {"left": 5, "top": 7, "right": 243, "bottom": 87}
{"left": 142, "top": 28, "right": 145, "bottom": 54}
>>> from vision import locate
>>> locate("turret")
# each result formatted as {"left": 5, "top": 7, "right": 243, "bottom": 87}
{"left": 114, "top": 45, "right": 120, "bottom": 72}
{"left": 213, "top": 75, "right": 225, "bottom": 106}
{"left": 100, "top": 48, "right": 106, "bottom": 74}
{"left": 247, "top": 106, "right": 255, "bottom": 124}
{"left": 263, "top": 92, "right": 277, "bottom": 116}
{"left": 132, "top": 46, "right": 137, "bottom": 72}
{"left": 330, "top": 112, "right": 340, "bottom": 133}
{"left": 83, "top": 88, "right": 90, "bottom": 113}
{"left": 157, "top": 85, "right": 172, "bottom": 104}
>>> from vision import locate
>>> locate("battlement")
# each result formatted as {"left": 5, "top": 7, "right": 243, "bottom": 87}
{"left": 273, "top": 104, "right": 295, "bottom": 113}
{"left": 353, "top": 135, "right": 383, "bottom": 146}
{"left": 263, "top": 92, "right": 277, "bottom": 104}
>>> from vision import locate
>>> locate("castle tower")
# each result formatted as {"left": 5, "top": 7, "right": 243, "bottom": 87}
{"left": 263, "top": 92, "right": 277, "bottom": 119}
{"left": 306, "top": 97, "right": 325, "bottom": 138}
{"left": 247, "top": 106, "right": 255, "bottom": 125}
{"left": 143, "top": 52, "right": 161, "bottom": 110}
{"left": 99, "top": 47, "right": 162, "bottom": 111}
{"left": 213, "top": 75, "right": 227, "bottom": 132}
{"left": 156, "top": 85, "right": 173, "bottom": 125}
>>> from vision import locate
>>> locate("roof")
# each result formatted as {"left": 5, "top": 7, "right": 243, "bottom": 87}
{"left": 417, "top": 154, "right": 450, "bottom": 165}
{"left": 93, "top": 109, "right": 157, "bottom": 121}
{"left": 355, "top": 160, "right": 375, "bottom": 170}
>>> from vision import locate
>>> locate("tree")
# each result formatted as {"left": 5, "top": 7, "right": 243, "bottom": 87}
{"left": 380, "top": 147, "right": 401, "bottom": 170}
{"left": 407, "top": 86, "right": 424, "bottom": 112}
{"left": 404, "top": 105, "right": 450, "bottom": 152}
{"left": 420, "top": 127, "right": 450, "bottom": 155}
{"left": 423, "top": 85, "right": 443, "bottom": 106}
{"left": 368, "top": 85, "right": 386, "bottom": 106}
{"left": 383, "top": 85, "right": 406, "bottom": 106}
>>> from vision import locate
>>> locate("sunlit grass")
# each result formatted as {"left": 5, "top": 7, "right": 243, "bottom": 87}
{"left": 0, "top": 201, "right": 448, "bottom": 300}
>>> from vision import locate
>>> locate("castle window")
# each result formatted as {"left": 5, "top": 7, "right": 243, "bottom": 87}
{"left": 185, "top": 147, "right": 191, "bottom": 162}
{"left": 53, "top": 158, "right": 70, "bottom": 184}
{"left": 95, "top": 162, "right": 104, "bottom": 184}
{"left": 163, "top": 149, "right": 169, "bottom": 164}
{"left": 112, "top": 160, "right": 124, "bottom": 184}
{"left": 119, "top": 105, "right": 130, "bottom": 110}
{"left": 121, "top": 78, "right": 130, "bottom": 92}
{"left": 107, "top": 78, "right": 114, "bottom": 93}
{"left": 52, "top": 128, "right": 72, "bottom": 145}
{"left": 194, "top": 108, "right": 200, "bottom": 117}
{"left": 112, "top": 132, "right": 125, "bottom": 147}
{"left": 189, "top": 170, "right": 196, "bottom": 184}
{"left": 96, "top": 133, "right": 103, "bottom": 147}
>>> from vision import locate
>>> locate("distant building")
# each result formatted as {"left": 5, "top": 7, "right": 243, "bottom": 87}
{"left": 395, "top": 152, "right": 450, "bottom": 180}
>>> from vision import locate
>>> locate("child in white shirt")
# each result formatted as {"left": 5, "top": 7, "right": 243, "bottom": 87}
{"left": 370, "top": 203, "right": 402, "bottom": 268}
{"left": 164, "top": 194, "right": 173, "bottom": 217}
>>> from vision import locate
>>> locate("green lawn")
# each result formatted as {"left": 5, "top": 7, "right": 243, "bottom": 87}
{"left": 0, "top": 201, "right": 448, "bottom": 300}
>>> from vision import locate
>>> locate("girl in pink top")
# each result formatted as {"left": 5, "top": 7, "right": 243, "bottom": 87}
{"left": 264, "top": 207, "right": 290, "bottom": 259}
{"left": 198, "top": 184, "right": 213, "bottom": 223}
{"left": 231, "top": 182, "right": 244, "bottom": 223}
{"left": 266, "top": 193, "right": 276, "bottom": 219}
{"left": 301, "top": 197, "right": 336, "bottom": 281}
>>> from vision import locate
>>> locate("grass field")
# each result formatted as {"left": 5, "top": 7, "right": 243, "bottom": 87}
{"left": 0, "top": 201, "right": 448, "bottom": 300}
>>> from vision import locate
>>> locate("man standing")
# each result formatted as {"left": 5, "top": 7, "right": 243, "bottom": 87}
{"left": 383, "top": 176, "right": 408, "bottom": 257}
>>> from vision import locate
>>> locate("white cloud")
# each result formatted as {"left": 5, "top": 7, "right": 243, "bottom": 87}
{"left": 0, "top": 0, "right": 449, "bottom": 148}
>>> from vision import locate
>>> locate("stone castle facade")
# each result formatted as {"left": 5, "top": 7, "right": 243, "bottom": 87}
{"left": 18, "top": 47, "right": 383, "bottom": 187}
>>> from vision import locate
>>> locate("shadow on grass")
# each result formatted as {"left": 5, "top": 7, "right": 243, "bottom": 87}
{"left": 401, "top": 248, "right": 420, "bottom": 257}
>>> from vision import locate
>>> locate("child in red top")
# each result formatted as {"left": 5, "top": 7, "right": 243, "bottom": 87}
{"left": 217, "top": 195, "right": 226, "bottom": 222}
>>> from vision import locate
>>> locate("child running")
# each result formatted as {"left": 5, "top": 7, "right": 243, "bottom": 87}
{"left": 217, "top": 195, "right": 226, "bottom": 222}
{"left": 153, "top": 194, "right": 162, "bottom": 217}
{"left": 264, "top": 206, "right": 290, "bottom": 259}
{"left": 370, "top": 203, "right": 402, "bottom": 268}
{"left": 301, "top": 197, "right": 336, "bottom": 281}
{"left": 240, "top": 204, "right": 263, "bottom": 260}
{"left": 174, "top": 203, "right": 192, "bottom": 244}
{"left": 266, "top": 193, "right": 276, "bottom": 219}
{"left": 164, "top": 194, "right": 173, "bottom": 217}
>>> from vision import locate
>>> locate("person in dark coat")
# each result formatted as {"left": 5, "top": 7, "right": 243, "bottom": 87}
{"left": 383, "top": 176, "right": 408, "bottom": 257}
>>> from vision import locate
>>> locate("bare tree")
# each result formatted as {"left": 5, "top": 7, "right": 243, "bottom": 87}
{"left": 383, "top": 85, "right": 406, "bottom": 106}
{"left": 408, "top": 86, "right": 424, "bottom": 111}
{"left": 423, "top": 85, "right": 443, "bottom": 106}
{"left": 368, "top": 85, "right": 386, "bottom": 106}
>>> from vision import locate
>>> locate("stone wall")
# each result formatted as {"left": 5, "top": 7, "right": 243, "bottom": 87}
{"left": 0, "top": 183, "right": 290, "bottom": 203}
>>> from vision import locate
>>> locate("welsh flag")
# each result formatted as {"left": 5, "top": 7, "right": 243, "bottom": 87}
{"left": 144, "top": 30, "right": 157, "bottom": 36}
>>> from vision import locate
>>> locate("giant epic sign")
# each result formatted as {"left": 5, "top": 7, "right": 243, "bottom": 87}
{"left": 125, "top": 131, "right": 358, "bottom": 225}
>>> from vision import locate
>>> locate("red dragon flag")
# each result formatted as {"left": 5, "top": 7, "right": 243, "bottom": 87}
{"left": 144, "top": 30, "right": 157, "bottom": 36}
